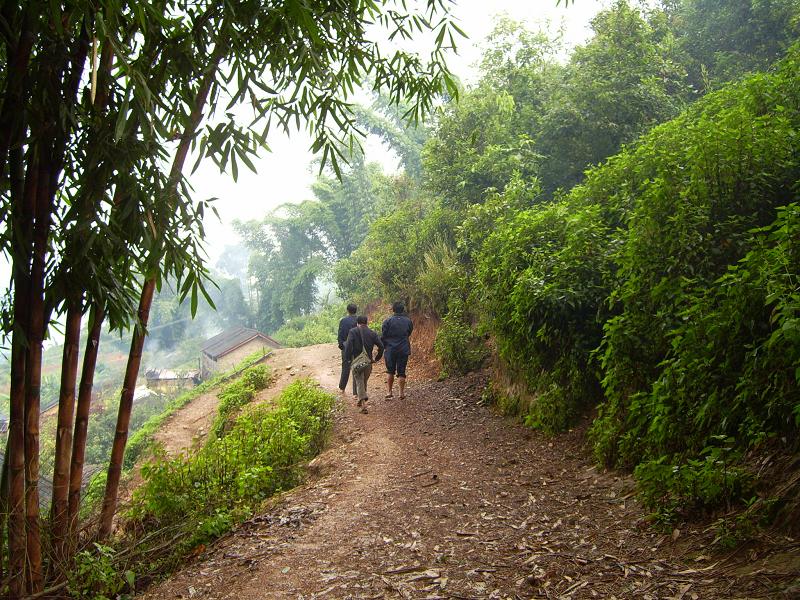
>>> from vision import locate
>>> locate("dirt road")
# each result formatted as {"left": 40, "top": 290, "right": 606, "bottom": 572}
{"left": 141, "top": 344, "right": 796, "bottom": 599}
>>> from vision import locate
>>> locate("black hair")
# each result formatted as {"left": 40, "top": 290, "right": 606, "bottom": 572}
{"left": 392, "top": 301, "right": 405, "bottom": 314}
{"left": 347, "top": 303, "right": 357, "bottom": 314}
{"left": 356, "top": 315, "right": 368, "bottom": 325}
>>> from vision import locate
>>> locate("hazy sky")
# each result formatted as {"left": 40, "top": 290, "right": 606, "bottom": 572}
{"left": 192, "top": 0, "right": 610, "bottom": 266}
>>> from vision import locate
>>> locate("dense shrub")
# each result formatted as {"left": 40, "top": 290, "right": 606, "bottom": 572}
{"left": 434, "top": 310, "right": 488, "bottom": 377}
{"left": 468, "top": 46, "right": 799, "bottom": 517}
{"left": 593, "top": 50, "right": 800, "bottom": 469}
{"left": 211, "top": 364, "right": 272, "bottom": 437}
{"left": 600, "top": 204, "right": 800, "bottom": 478}
{"left": 472, "top": 198, "right": 614, "bottom": 431}
{"left": 131, "top": 379, "right": 334, "bottom": 552}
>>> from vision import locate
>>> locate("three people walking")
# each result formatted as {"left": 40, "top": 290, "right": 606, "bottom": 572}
{"left": 339, "top": 301, "right": 414, "bottom": 413}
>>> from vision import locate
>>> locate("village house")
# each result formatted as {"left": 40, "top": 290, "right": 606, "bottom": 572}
{"left": 144, "top": 368, "right": 200, "bottom": 394}
{"left": 200, "top": 327, "right": 281, "bottom": 379}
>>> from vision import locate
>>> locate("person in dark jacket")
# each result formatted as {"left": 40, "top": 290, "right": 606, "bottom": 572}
{"left": 344, "top": 315, "right": 384, "bottom": 413}
{"left": 337, "top": 303, "right": 358, "bottom": 395}
{"left": 381, "top": 301, "right": 413, "bottom": 400}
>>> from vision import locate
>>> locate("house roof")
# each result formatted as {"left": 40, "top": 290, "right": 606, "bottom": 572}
{"left": 145, "top": 369, "right": 199, "bottom": 381}
{"left": 201, "top": 327, "right": 280, "bottom": 360}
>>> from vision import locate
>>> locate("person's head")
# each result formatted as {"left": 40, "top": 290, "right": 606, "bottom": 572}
{"left": 356, "top": 315, "right": 368, "bottom": 326}
{"left": 347, "top": 303, "right": 357, "bottom": 315}
{"left": 392, "top": 301, "right": 405, "bottom": 314}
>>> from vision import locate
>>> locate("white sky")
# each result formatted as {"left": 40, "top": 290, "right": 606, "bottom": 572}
{"left": 192, "top": 0, "right": 609, "bottom": 266}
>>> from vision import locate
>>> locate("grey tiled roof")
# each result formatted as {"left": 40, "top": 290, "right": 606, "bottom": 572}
{"left": 200, "top": 327, "right": 280, "bottom": 360}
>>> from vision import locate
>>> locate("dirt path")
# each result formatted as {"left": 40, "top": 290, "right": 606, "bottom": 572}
{"left": 141, "top": 344, "right": 797, "bottom": 599}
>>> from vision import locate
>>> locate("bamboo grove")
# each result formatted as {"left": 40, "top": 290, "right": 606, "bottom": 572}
{"left": 0, "top": 0, "right": 462, "bottom": 595}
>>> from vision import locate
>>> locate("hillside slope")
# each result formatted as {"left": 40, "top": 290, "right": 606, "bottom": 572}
{"left": 139, "top": 345, "right": 798, "bottom": 599}
{"left": 151, "top": 344, "right": 342, "bottom": 457}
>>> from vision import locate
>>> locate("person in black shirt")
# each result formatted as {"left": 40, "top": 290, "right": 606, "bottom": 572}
{"left": 344, "top": 315, "right": 384, "bottom": 413}
{"left": 381, "top": 301, "right": 413, "bottom": 400}
{"left": 337, "top": 303, "right": 359, "bottom": 395}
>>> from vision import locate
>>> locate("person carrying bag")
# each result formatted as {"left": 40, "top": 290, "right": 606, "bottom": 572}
{"left": 344, "top": 315, "right": 384, "bottom": 414}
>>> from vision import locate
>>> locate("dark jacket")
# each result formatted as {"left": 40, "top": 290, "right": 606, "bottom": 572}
{"left": 337, "top": 315, "right": 358, "bottom": 349}
{"left": 344, "top": 326, "right": 384, "bottom": 362}
{"left": 381, "top": 314, "right": 413, "bottom": 355}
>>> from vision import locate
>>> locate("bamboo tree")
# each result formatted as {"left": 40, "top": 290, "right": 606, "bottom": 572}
{"left": 97, "top": 279, "right": 156, "bottom": 539}
{"left": 47, "top": 298, "right": 82, "bottom": 574}
{"left": 98, "top": 55, "right": 221, "bottom": 538}
{"left": 67, "top": 305, "right": 105, "bottom": 532}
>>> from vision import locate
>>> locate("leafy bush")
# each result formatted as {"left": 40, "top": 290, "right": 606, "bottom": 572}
{"left": 434, "top": 311, "right": 488, "bottom": 377}
{"left": 472, "top": 197, "right": 614, "bottom": 431}
{"left": 592, "top": 50, "right": 800, "bottom": 469}
{"left": 68, "top": 544, "right": 134, "bottom": 600}
{"left": 415, "top": 238, "right": 462, "bottom": 316}
{"left": 130, "top": 378, "right": 334, "bottom": 554}
{"left": 272, "top": 303, "right": 341, "bottom": 347}
{"left": 211, "top": 365, "right": 272, "bottom": 437}
{"left": 634, "top": 442, "right": 754, "bottom": 526}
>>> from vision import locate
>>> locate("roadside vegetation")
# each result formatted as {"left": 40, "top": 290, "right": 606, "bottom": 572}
{"left": 67, "top": 376, "right": 334, "bottom": 598}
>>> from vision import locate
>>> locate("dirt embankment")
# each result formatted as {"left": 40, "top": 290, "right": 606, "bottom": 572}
{"left": 140, "top": 345, "right": 798, "bottom": 599}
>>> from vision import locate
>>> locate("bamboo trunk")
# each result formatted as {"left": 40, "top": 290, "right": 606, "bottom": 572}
{"left": 24, "top": 154, "right": 57, "bottom": 595}
{"left": 97, "top": 279, "right": 156, "bottom": 540}
{"left": 68, "top": 305, "right": 104, "bottom": 535}
{"left": 97, "top": 55, "right": 220, "bottom": 540}
{"left": 0, "top": 10, "right": 35, "bottom": 181}
{"left": 7, "top": 151, "right": 38, "bottom": 599}
{"left": 48, "top": 301, "right": 82, "bottom": 576}
{"left": 7, "top": 335, "right": 27, "bottom": 600}
{"left": 0, "top": 439, "right": 8, "bottom": 584}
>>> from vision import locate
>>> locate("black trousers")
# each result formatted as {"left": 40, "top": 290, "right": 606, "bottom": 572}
{"left": 339, "top": 347, "right": 356, "bottom": 393}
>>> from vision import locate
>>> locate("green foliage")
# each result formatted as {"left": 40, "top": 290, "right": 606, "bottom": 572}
{"left": 536, "top": 0, "right": 690, "bottom": 194}
{"left": 671, "top": 0, "right": 800, "bottom": 91}
{"left": 68, "top": 544, "right": 135, "bottom": 600}
{"left": 423, "top": 18, "right": 558, "bottom": 209}
{"left": 415, "top": 238, "right": 462, "bottom": 316}
{"left": 472, "top": 195, "right": 614, "bottom": 431}
{"left": 433, "top": 312, "right": 488, "bottom": 377}
{"left": 272, "top": 303, "right": 342, "bottom": 347}
{"left": 334, "top": 198, "right": 461, "bottom": 306}
{"left": 211, "top": 365, "right": 272, "bottom": 438}
{"left": 634, "top": 442, "right": 754, "bottom": 526}
{"left": 593, "top": 52, "right": 800, "bottom": 469}
{"left": 130, "top": 379, "right": 334, "bottom": 552}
